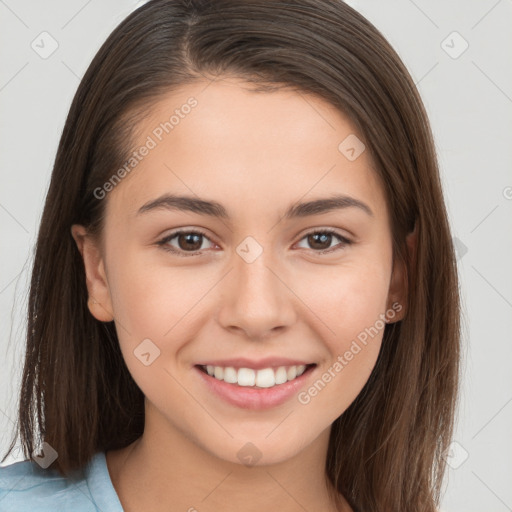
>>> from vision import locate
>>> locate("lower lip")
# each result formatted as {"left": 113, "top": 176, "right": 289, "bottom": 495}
{"left": 195, "top": 365, "right": 316, "bottom": 410}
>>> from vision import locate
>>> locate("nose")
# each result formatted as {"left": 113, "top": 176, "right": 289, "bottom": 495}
{"left": 216, "top": 242, "right": 296, "bottom": 341}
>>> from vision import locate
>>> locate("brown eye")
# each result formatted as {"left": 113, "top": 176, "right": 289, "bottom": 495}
{"left": 157, "top": 229, "right": 214, "bottom": 256}
{"left": 175, "top": 232, "right": 203, "bottom": 251}
{"left": 307, "top": 232, "right": 333, "bottom": 250}
{"left": 296, "top": 229, "right": 352, "bottom": 254}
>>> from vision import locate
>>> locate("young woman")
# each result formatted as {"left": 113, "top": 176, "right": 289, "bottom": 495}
{"left": 0, "top": 1, "right": 460, "bottom": 511}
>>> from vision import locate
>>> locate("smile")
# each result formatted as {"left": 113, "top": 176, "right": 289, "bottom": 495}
{"left": 198, "top": 364, "right": 313, "bottom": 388}
{"left": 194, "top": 359, "right": 317, "bottom": 410}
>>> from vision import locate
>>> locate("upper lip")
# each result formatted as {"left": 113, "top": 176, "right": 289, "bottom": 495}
{"left": 195, "top": 357, "right": 315, "bottom": 370}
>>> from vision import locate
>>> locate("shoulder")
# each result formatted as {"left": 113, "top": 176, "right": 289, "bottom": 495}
{"left": 0, "top": 456, "right": 98, "bottom": 512}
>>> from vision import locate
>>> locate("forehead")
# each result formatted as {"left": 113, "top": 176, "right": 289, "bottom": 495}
{"left": 106, "top": 77, "right": 388, "bottom": 224}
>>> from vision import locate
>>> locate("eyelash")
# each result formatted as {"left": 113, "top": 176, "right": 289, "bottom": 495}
{"left": 156, "top": 228, "right": 353, "bottom": 257}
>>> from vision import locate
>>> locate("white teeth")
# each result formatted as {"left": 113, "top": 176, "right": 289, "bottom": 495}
{"left": 275, "top": 366, "right": 288, "bottom": 384}
{"left": 237, "top": 368, "right": 255, "bottom": 386}
{"left": 255, "top": 368, "right": 275, "bottom": 388}
{"left": 223, "top": 366, "right": 238, "bottom": 383}
{"left": 203, "top": 364, "right": 311, "bottom": 388}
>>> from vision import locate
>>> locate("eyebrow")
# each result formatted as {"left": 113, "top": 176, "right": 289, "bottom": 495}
{"left": 137, "top": 193, "right": 374, "bottom": 219}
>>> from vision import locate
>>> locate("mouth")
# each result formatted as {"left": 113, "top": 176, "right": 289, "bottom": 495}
{"left": 194, "top": 362, "right": 317, "bottom": 410}
{"left": 196, "top": 363, "right": 316, "bottom": 388}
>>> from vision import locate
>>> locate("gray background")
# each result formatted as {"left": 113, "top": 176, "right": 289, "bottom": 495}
{"left": 1, "top": 1, "right": 511, "bottom": 510}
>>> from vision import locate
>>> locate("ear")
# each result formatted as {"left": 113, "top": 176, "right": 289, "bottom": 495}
{"left": 386, "top": 221, "right": 418, "bottom": 323}
{"left": 71, "top": 224, "right": 114, "bottom": 322}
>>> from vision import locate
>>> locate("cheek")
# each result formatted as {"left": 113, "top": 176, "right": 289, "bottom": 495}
{"left": 105, "top": 253, "right": 217, "bottom": 381}
{"left": 305, "top": 255, "right": 391, "bottom": 344}
{"left": 296, "top": 259, "right": 390, "bottom": 413}
{"left": 106, "top": 250, "right": 203, "bottom": 337}
{"left": 106, "top": 257, "right": 196, "bottom": 408}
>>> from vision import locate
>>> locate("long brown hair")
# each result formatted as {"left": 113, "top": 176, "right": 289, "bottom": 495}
{"left": 2, "top": 1, "right": 460, "bottom": 510}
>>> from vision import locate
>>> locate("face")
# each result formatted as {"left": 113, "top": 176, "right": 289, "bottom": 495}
{"left": 73, "top": 77, "right": 406, "bottom": 466}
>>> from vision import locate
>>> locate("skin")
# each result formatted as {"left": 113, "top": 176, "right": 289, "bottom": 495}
{"left": 72, "top": 77, "right": 414, "bottom": 512}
